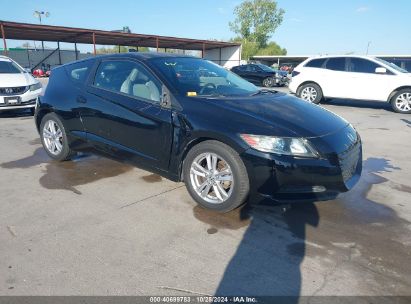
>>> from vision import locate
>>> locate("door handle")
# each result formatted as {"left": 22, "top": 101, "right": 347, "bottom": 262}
{"left": 77, "top": 96, "right": 87, "bottom": 104}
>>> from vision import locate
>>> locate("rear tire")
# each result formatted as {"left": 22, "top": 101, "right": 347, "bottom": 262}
{"left": 40, "top": 113, "right": 76, "bottom": 161}
{"left": 183, "top": 140, "right": 249, "bottom": 212}
{"left": 391, "top": 89, "right": 411, "bottom": 114}
{"left": 297, "top": 83, "right": 323, "bottom": 104}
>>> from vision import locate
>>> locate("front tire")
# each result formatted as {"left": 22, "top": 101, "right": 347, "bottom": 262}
{"left": 391, "top": 89, "right": 411, "bottom": 114}
{"left": 297, "top": 83, "right": 323, "bottom": 104}
{"left": 40, "top": 113, "right": 76, "bottom": 161}
{"left": 183, "top": 140, "right": 249, "bottom": 212}
{"left": 262, "top": 77, "right": 274, "bottom": 88}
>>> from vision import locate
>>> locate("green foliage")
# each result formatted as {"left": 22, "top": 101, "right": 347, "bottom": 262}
{"left": 256, "top": 41, "right": 287, "bottom": 56}
{"left": 229, "top": 0, "right": 285, "bottom": 49}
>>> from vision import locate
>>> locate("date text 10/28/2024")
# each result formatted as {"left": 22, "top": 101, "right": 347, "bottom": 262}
{"left": 149, "top": 296, "right": 258, "bottom": 303}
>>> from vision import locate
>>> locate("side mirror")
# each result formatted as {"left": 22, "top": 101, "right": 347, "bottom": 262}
{"left": 375, "top": 67, "right": 387, "bottom": 74}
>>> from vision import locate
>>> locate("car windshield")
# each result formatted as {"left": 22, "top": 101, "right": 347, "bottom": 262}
{"left": 256, "top": 64, "right": 274, "bottom": 72}
{"left": 0, "top": 60, "right": 24, "bottom": 74}
{"left": 150, "top": 57, "right": 259, "bottom": 97}
{"left": 374, "top": 58, "right": 408, "bottom": 73}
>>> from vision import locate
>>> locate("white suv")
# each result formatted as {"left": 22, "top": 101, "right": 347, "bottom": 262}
{"left": 289, "top": 55, "right": 411, "bottom": 114}
{"left": 0, "top": 55, "right": 42, "bottom": 114}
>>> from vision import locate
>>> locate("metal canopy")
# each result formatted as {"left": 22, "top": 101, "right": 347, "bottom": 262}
{"left": 0, "top": 20, "right": 240, "bottom": 51}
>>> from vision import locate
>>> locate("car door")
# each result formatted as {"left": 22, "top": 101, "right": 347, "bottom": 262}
{"left": 346, "top": 57, "right": 396, "bottom": 101}
{"left": 79, "top": 58, "right": 173, "bottom": 171}
{"left": 248, "top": 65, "right": 265, "bottom": 84}
{"left": 321, "top": 57, "right": 350, "bottom": 98}
{"left": 234, "top": 65, "right": 253, "bottom": 82}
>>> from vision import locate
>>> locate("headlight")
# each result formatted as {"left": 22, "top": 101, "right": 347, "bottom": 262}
{"left": 240, "top": 134, "right": 319, "bottom": 157}
{"left": 29, "top": 82, "right": 42, "bottom": 91}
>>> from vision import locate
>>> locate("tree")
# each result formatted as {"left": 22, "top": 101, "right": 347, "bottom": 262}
{"left": 229, "top": 0, "right": 285, "bottom": 49}
{"left": 20, "top": 42, "right": 32, "bottom": 49}
{"left": 256, "top": 41, "right": 287, "bottom": 56}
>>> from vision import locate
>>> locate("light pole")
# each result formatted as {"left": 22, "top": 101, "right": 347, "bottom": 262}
{"left": 366, "top": 41, "right": 371, "bottom": 55}
{"left": 33, "top": 11, "right": 50, "bottom": 51}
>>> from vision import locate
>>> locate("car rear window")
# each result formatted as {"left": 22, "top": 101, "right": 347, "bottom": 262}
{"left": 65, "top": 59, "right": 94, "bottom": 84}
{"left": 305, "top": 58, "right": 326, "bottom": 68}
{"left": 0, "top": 60, "right": 23, "bottom": 74}
{"left": 325, "top": 58, "right": 346, "bottom": 71}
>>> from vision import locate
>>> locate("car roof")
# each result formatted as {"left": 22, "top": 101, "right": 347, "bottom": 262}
{"left": 60, "top": 52, "right": 198, "bottom": 68}
{"left": 96, "top": 52, "right": 196, "bottom": 61}
{"left": 307, "top": 55, "right": 377, "bottom": 60}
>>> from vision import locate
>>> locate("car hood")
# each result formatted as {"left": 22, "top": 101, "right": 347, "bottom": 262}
{"left": 207, "top": 92, "right": 349, "bottom": 138}
{"left": 0, "top": 73, "right": 35, "bottom": 87}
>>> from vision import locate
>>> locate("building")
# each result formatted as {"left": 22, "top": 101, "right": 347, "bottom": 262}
{"left": 0, "top": 20, "right": 242, "bottom": 70}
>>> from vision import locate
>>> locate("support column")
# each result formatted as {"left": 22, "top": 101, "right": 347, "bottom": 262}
{"left": 118, "top": 45, "right": 121, "bottom": 53}
{"left": 219, "top": 47, "right": 222, "bottom": 65}
{"left": 202, "top": 43, "right": 205, "bottom": 58}
{"left": 57, "top": 41, "right": 62, "bottom": 65}
{"left": 1, "top": 23, "right": 7, "bottom": 56}
{"left": 156, "top": 37, "right": 159, "bottom": 52}
{"left": 92, "top": 32, "right": 96, "bottom": 56}
{"left": 74, "top": 42, "right": 78, "bottom": 60}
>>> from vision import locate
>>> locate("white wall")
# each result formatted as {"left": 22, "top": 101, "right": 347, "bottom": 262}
{"left": 204, "top": 45, "right": 242, "bottom": 69}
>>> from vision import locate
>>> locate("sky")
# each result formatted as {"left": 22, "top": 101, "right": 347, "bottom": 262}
{"left": 1, "top": 0, "right": 410, "bottom": 55}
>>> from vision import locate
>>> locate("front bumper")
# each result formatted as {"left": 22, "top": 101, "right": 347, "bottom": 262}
{"left": 240, "top": 128, "right": 362, "bottom": 203}
{"left": 0, "top": 88, "right": 41, "bottom": 111}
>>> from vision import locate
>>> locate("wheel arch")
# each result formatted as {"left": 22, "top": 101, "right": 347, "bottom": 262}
{"left": 35, "top": 108, "right": 53, "bottom": 133}
{"left": 297, "top": 81, "right": 323, "bottom": 94}
{"left": 177, "top": 135, "right": 246, "bottom": 181}
{"left": 387, "top": 86, "right": 411, "bottom": 103}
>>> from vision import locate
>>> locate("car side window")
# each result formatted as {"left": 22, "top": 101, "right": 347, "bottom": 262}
{"left": 325, "top": 58, "right": 346, "bottom": 71}
{"left": 65, "top": 59, "right": 94, "bottom": 84}
{"left": 349, "top": 58, "right": 383, "bottom": 74}
{"left": 305, "top": 58, "right": 326, "bottom": 68}
{"left": 246, "top": 65, "right": 257, "bottom": 72}
{"left": 94, "top": 60, "right": 162, "bottom": 103}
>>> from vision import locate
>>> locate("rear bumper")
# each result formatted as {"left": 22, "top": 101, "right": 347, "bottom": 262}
{"left": 288, "top": 80, "right": 298, "bottom": 94}
{"left": 240, "top": 129, "right": 362, "bottom": 204}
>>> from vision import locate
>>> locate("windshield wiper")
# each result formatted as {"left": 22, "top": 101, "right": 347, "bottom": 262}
{"left": 250, "top": 89, "right": 277, "bottom": 96}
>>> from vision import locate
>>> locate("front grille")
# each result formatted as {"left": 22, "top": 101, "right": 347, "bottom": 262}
{"left": 339, "top": 142, "right": 361, "bottom": 182}
{"left": 0, "top": 86, "right": 29, "bottom": 96}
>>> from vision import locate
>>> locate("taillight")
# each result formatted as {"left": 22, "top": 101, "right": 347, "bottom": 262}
{"left": 292, "top": 71, "right": 300, "bottom": 77}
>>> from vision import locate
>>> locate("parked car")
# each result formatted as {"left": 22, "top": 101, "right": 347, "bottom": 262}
{"left": 32, "top": 64, "right": 52, "bottom": 78}
{"left": 289, "top": 55, "right": 411, "bottom": 113}
{"left": 231, "top": 63, "right": 287, "bottom": 87}
{"left": 0, "top": 55, "right": 42, "bottom": 114}
{"left": 35, "top": 53, "right": 362, "bottom": 212}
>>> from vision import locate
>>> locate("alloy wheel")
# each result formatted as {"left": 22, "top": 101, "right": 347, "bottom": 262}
{"left": 263, "top": 78, "right": 273, "bottom": 87}
{"left": 42, "top": 120, "right": 63, "bottom": 155}
{"left": 300, "top": 86, "right": 318, "bottom": 102}
{"left": 395, "top": 92, "right": 411, "bottom": 112}
{"left": 189, "top": 152, "right": 234, "bottom": 204}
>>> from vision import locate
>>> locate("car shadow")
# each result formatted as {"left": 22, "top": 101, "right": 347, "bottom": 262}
{"left": 325, "top": 98, "right": 392, "bottom": 111}
{"left": 0, "top": 109, "right": 34, "bottom": 118}
{"left": 213, "top": 157, "right": 403, "bottom": 299}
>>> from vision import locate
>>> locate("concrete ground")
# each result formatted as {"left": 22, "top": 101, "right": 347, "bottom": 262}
{"left": 0, "top": 83, "right": 411, "bottom": 297}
